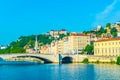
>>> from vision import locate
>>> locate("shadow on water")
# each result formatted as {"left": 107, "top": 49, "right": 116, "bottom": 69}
{"left": 0, "top": 61, "right": 41, "bottom": 65}
{"left": 0, "top": 57, "right": 4, "bottom": 61}
{"left": 62, "top": 57, "right": 73, "bottom": 63}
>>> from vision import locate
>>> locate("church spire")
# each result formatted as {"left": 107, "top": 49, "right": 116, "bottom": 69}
{"left": 34, "top": 35, "right": 39, "bottom": 53}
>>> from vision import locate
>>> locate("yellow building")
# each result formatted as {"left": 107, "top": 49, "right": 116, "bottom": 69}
{"left": 50, "top": 40, "right": 58, "bottom": 54}
{"left": 40, "top": 45, "right": 50, "bottom": 54}
{"left": 94, "top": 38, "right": 120, "bottom": 56}
{"left": 58, "top": 39, "right": 64, "bottom": 54}
{"left": 68, "top": 33, "right": 90, "bottom": 54}
{"left": 57, "top": 37, "right": 69, "bottom": 54}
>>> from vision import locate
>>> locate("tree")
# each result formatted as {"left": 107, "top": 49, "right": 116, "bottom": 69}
{"left": 116, "top": 56, "right": 120, "bottom": 65}
{"left": 82, "top": 58, "right": 89, "bottom": 63}
{"left": 110, "top": 27, "right": 117, "bottom": 37}
{"left": 106, "top": 23, "right": 111, "bottom": 29}
{"left": 94, "top": 27, "right": 106, "bottom": 36}
{"left": 59, "top": 34, "right": 66, "bottom": 39}
{"left": 84, "top": 44, "right": 94, "bottom": 55}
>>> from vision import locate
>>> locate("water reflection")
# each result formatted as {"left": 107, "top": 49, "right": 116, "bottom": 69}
{"left": 0, "top": 57, "right": 4, "bottom": 61}
{"left": 94, "top": 64, "right": 120, "bottom": 80}
{"left": 0, "top": 63, "right": 120, "bottom": 80}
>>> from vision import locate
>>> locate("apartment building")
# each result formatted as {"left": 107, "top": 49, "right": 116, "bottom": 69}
{"left": 94, "top": 38, "right": 120, "bottom": 56}
{"left": 68, "top": 33, "right": 90, "bottom": 54}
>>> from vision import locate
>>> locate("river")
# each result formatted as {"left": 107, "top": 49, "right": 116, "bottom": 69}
{"left": 0, "top": 62, "right": 120, "bottom": 80}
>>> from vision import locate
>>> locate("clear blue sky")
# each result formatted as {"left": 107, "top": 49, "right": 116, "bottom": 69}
{"left": 0, "top": 0, "right": 120, "bottom": 45}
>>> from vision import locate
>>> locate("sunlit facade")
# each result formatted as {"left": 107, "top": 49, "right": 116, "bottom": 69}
{"left": 68, "top": 33, "right": 90, "bottom": 54}
{"left": 94, "top": 38, "right": 120, "bottom": 56}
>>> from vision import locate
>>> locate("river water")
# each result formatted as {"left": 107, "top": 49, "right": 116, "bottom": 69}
{"left": 0, "top": 62, "right": 120, "bottom": 80}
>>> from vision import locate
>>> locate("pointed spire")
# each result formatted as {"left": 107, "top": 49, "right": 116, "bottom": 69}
{"left": 34, "top": 35, "right": 39, "bottom": 53}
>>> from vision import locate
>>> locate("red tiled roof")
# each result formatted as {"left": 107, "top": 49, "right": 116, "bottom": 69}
{"left": 95, "top": 38, "right": 120, "bottom": 42}
{"left": 70, "top": 33, "right": 89, "bottom": 36}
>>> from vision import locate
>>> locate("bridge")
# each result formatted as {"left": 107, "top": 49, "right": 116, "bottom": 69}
{"left": 0, "top": 54, "right": 116, "bottom": 63}
{"left": 0, "top": 54, "right": 87, "bottom": 63}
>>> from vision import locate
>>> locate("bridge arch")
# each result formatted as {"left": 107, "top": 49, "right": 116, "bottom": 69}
{"left": 62, "top": 56, "right": 73, "bottom": 63}
{"left": 15, "top": 55, "right": 53, "bottom": 63}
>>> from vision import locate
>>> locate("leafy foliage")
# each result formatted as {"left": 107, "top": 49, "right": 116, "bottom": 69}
{"left": 94, "top": 27, "right": 107, "bottom": 36}
{"left": 82, "top": 58, "right": 89, "bottom": 63}
{"left": 84, "top": 44, "right": 94, "bottom": 55}
{"left": 0, "top": 33, "right": 67, "bottom": 54}
{"left": 106, "top": 23, "right": 111, "bottom": 28}
{"left": 116, "top": 56, "right": 120, "bottom": 65}
{"left": 110, "top": 27, "right": 117, "bottom": 37}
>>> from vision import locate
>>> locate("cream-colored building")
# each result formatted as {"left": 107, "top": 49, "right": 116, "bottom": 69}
{"left": 68, "top": 33, "right": 90, "bottom": 54}
{"left": 49, "top": 29, "right": 67, "bottom": 38}
{"left": 50, "top": 40, "right": 58, "bottom": 54}
{"left": 57, "top": 37, "right": 69, "bottom": 54}
{"left": 40, "top": 45, "right": 50, "bottom": 54}
{"left": 49, "top": 30, "right": 59, "bottom": 38}
{"left": 94, "top": 38, "right": 120, "bottom": 56}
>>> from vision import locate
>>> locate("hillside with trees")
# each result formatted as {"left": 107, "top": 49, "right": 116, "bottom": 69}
{"left": 0, "top": 33, "right": 69, "bottom": 54}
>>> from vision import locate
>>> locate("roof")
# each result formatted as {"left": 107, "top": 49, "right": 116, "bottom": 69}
{"left": 70, "top": 33, "right": 89, "bottom": 36}
{"left": 60, "top": 29, "right": 66, "bottom": 31}
{"left": 95, "top": 38, "right": 120, "bottom": 42}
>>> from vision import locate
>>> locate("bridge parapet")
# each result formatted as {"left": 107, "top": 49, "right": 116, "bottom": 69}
{"left": 0, "top": 54, "right": 88, "bottom": 63}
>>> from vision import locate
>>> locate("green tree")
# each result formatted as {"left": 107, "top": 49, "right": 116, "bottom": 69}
{"left": 116, "top": 56, "right": 120, "bottom": 65}
{"left": 94, "top": 27, "right": 106, "bottom": 36}
{"left": 59, "top": 34, "right": 66, "bottom": 39}
{"left": 110, "top": 27, "right": 117, "bottom": 37}
{"left": 82, "top": 58, "right": 89, "bottom": 63}
{"left": 84, "top": 44, "right": 94, "bottom": 55}
{"left": 10, "top": 47, "right": 25, "bottom": 53}
{"left": 106, "top": 23, "right": 111, "bottom": 29}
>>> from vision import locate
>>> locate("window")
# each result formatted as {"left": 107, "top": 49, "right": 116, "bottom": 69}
{"left": 113, "top": 48, "right": 114, "bottom": 53}
{"left": 109, "top": 43, "right": 111, "bottom": 45}
{"left": 113, "top": 42, "right": 114, "bottom": 45}
{"left": 105, "top": 49, "right": 107, "bottom": 53}
{"left": 116, "top": 48, "right": 117, "bottom": 53}
{"left": 105, "top": 43, "right": 107, "bottom": 45}
{"left": 109, "top": 48, "right": 111, "bottom": 53}
{"left": 102, "top": 49, "right": 104, "bottom": 54}
{"left": 98, "top": 49, "right": 99, "bottom": 53}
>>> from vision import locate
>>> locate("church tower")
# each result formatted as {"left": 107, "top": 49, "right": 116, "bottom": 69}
{"left": 34, "top": 35, "right": 39, "bottom": 53}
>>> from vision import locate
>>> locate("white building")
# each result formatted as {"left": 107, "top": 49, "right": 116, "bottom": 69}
{"left": 0, "top": 45, "right": 7, "bottom": 49}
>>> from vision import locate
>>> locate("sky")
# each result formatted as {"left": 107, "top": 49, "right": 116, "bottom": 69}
{"left": 0, "top": 0, "right": 120, "bottom": 45}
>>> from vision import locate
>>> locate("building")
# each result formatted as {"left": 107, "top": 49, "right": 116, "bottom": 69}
{"left": 50, "top": 40, "right": 58, "bottom": 54}
{"left": 59, "top": 29, "right": 67, "bottom": 35}
{"left": 40, "top": 45, "right": 50, "bottom": 54}
{"left": 68, "top": 33, "right": 90, "bottom": 54}
{"left": 57, "top": 37, "right": 69, "bottom": 54}
{"left": 49, "top": 30, "right": 59, "bottom": 38}
{"left": 49, "top": 29, "right": 67, "bottom": 38}
{"left": 94, "top": 38, "right": 120, "bottom": 56}
{"left": 0, "top": 45, "right": 8, "bottom": 49}
{"left": 34, "top": 35, "right": 40, "bottom": 53}
{"left": 96, "top": 25, "right": 102, "bottom": 31}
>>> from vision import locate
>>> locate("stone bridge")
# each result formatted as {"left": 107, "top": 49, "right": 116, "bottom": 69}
{"left": 0, "top": 54, "right": 87, "bottom": 63}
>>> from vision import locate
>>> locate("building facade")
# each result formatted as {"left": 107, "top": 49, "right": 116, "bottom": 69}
{"left": 68, "top": 33, "right": 90, "bottom": 54}
{"left": 49, "top": 29, "right": 67, "bottom": 38}
{"left": 40, "top": 45, "right": 50, "bottom": 54}
{"left": 94, "top": 38, "right": 120, "bottom": 56}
